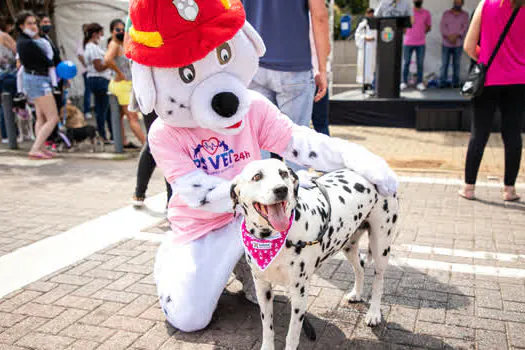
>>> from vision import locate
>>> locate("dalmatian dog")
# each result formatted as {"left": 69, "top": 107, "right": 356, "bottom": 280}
{"left": 231, "top": 159, "right": 399, "bottom": 350}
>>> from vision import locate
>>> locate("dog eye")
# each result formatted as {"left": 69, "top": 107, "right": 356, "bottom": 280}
{"left": 279, "top": 170, "right": 289, "bottom": 179}
{"left": 216, "top": 43, "right": 232, "bottom": 65}
{"left": 252, "top": 172, "right": 263, "bottom": 182}
{"left": 179, "top": 65, "right": 196, "bottom": 84}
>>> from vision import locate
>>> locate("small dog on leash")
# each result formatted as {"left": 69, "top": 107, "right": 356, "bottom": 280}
{"left": 231, "top": 159, "right": 399, "bottom": 350}
{"left": 55, "top": 102, "right": 104, "bottom": 152}
{"left": 12, "top": 93, "right": 35, "bottom": 143}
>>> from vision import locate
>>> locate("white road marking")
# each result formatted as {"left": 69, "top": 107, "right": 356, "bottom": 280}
{"left": 0, "top": 194, "right": 166, "bottom": 299}
{"left": 400, "top": 244, "right": 525, "bottom": 262}
{"left": 398, "top": 175, "right": 525, "bottom": 188}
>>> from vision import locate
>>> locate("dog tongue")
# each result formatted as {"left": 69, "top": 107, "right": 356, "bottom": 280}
{"left": 266, "top": 204, "right": 289, "bottom": 232}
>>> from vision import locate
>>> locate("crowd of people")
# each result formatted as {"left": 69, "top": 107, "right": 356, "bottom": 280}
{"left": 356, "top": 0, "right": 471, "bottom": 92}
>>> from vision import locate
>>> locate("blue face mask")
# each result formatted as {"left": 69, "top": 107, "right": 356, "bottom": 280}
{"left": 453, "top": 5, "right": 462, "bottom": 11}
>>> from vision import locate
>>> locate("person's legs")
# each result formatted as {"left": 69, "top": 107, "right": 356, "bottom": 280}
{"left": 402, "top": 46, "right": 412, "bottom": 84}
{"left": 119, "top": 107, "right": 129, "bottom": 146}
{"left": 30, "top": 94, "right": 59, "bottom": 154}
{"left": 89, "top": 78, "right": 106, "bottom": 140}
{"left": 463, "top": 86, "right": 499, "bottom": 187}
{"left": 275, "top": 70, "right": 315, "bottom": 171}
{"left": 440, "top": 46, "right": 451, "bottom": 87}
{"left": 415, "top": 45, "right": 425, "bottom": 84}
{"left": 0, "top": 74, "right": 7, "bottom": 140}
{"left": 123, "top": 105, "right": 146, "bottom": 145}
{"left": 311, "top": 88, "right": 330, "bottom": 136}
{"left": 452, "top": 47, "right": 462, "bottom": 88}
{"left": 155, "top": 217, "right": 244, "bottom": 332}
{"left": 499, "top": 85, "right": 525, "bottom": 191}
{"left": 82, "top": 72, "right": 91, "bottom": 115}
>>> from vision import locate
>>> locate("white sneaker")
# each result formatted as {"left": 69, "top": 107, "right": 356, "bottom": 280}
{"left": 85, "top": 112, "right": 93, "bottom": 120}
{"left": 400, "top": 83, "right": 408, "bottom": 90}
{"left": 132, "top": 196, "right": 145, "bottom": 208}
{"left": 416, "top": 83, "right": 426, "bottom": 91}
{"left": 1, "top": 139, "right": 8, "bottom": 144}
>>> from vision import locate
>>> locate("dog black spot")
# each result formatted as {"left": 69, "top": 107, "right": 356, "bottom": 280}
{"left": 338, "top": 196, "right": 345, "bottom": 204}
{"left": 266, "top": 291, "right": 272, "bottom": 300}
{"left": 261, "top": 313, "right": 264, "bottom": 320}
{"left": 360, "top": 222, "right": 370, "bottom": 230}
{"left": 354, "top": 183, "right": 365, "bottom": 193}
{"left": 315, "top": 257, "right": 320, "bottom": 268}
{"left": 311, "top": 209, "right": 316, "bottom": 215}
{"left": 339, "top": 179, "right": 349, "bottom": 184}
{"left": 250, "top": 229, "right": 255, "bottom": 235}
{"left": 328, "top": 226, "right": 334, "bottom": 238}
{"left": 300, "top": 286, "right": 305, "bottom": 295}
{"left": 388, "top": 229, "right": 392, "bottom": 236}
{"left": 343, "top": 186, "right": 352, "bottom": 194}
{"left": 295, "top": 308, "right": 300, "bottom": 314}
{"left": 295, "top": 242, "right": 303, "bottom": 255}
{"left": 360, "top": 259, "right": 365, "bottom": 268}
{"left": 299, "top": 314, "right": 305, "bottom": 322}
{"left": 286, "top": 240, "right": 292, "bottom": 248}
{"left": 200, "top": 198, "right": 209, "bottom": 206}
{"left": 179, "top": 104, "right": 186, "bottom": 109}
{"left": 270, "top": 325, "right": 273, "bottom": 330}
{"left": 290, "top": 261, "right": 294, "bottom": 266}
{"left": 169, "top": 97, "right": 176, "bottom": 103}
{"left": 326, "top": 179, "right": 334, "bottom": 183}
{"left": 393, "top": 214, "right": 398, "bottom": 223}
{"left": 367, "top": 188, "right": 371, "bottom": 194}
{"left": 354, "top": 215, "right": 358, "bottom": 221}
{"left": 295, "top": 210, "right": 301, "bottom": 221}
{"left": 387, "top": 218, "right": 390, "bottom": 223}
{"left": 292, "top": 149, "right": 299, "bottom": 157}
{"left": 296, "top": 283, "right": 300, "bottom": 288}
{"left": 383, "top": 200, "right": 389, "bottom": 212}
{"left": 351, "top": 240, "right": 356, "bottom": 245}
{"left": 383, "top": 247, "right": 390, "bottom": 256}
{"left": 300, "top": 261, "right": 305, "bottom": 272}
{"left": 344, "top": 247, "right": 350, "bottom": 252}
{"left": 358, "top": 213, "right": 362, "bottom": 219}
{"left": 308, "top": 151, "right": 317, "bottom": 158}
{"left": 305, "top": 222, "right": 309, "bottom": 231}
{"left": 166, "top": 296, "right": 171, "bottom": 303}
{"left": 167, "top": 110, "right": 173, "bottom": 115}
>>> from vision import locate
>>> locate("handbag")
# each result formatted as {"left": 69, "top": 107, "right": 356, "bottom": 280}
{"left": 461, "top": 8, "right": 520, "bottom": 98}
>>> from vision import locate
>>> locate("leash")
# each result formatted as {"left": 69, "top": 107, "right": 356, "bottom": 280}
{"left": 286, "top": 178, "right": 332, "bottom": 249}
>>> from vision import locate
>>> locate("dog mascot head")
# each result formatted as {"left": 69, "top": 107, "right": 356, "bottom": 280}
{"left": 125, "top": 0, "right": 265, "bottom": 135}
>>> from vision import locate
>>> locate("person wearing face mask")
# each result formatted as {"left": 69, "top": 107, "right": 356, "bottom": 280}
{"left": 15, "top": 11, "right": 59, "bottom": 159}
{"left": 400, "top": 0, "right": 431, "bottom": 91}
{"left": 439, "top": 0, "right": 469, "bottom": 88}
{"left": 0, "top": 16, "right": 17, "bottom": 144}
{"left": 105, "top": 19, "right": 145, "bottom": 149}
{"left": 375, "top": 0, "right": 413, "bottom": 18}
{"left": 83, "top": 23, "right": 114, "bottom": 142}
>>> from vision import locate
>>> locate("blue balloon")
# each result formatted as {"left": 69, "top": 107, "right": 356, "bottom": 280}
{"left": 56, "top": 60, "right": 78, "bottom": 80}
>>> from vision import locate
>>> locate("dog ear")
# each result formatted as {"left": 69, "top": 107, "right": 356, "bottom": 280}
{"left": 230, "top": 183, "right": 239, "bottom": 213}
{"left": 242, "top": 21, "right": 266, "bottom": 57}
{"left": 288, "top": 167, "right": 299, "bottom": 198}
{"left": 131, "top": 62, "right": 156, "bottom": 114}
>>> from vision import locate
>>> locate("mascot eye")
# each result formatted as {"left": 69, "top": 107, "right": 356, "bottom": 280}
{"left": 252, "top": 172, "right": 263, "bottom": 182}
{"left": 216, "top": 43, "right": 232, "bottom": 65}
{"left": 179, "top": 65, "right": 196, "bottom": 84}
{"left": 279, "top": 170, "right": 289, "bottom": 179}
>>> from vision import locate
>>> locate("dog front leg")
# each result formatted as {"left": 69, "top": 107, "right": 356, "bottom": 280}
{"left": 254, "top": 278, "right": 274, "bottom": 350}
{"left": 285, "top": 288, "right": 308, "bottom": 350}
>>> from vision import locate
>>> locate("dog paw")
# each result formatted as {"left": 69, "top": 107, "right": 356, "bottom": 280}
{"left": 173, "top": 0, "right": 199, "bottom": 21}
{"left": 344, "top": 290, "right": 363, "bottom": 303}
{"left": 365, "top": 309, "right": 382, "bottom": 327}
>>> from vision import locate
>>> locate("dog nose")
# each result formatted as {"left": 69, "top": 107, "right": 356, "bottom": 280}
{"left": 211, "top": 92, "right": 239, "bottom": 118}
{"left": 273, "top": 186, "right": 288, "bottom": 200}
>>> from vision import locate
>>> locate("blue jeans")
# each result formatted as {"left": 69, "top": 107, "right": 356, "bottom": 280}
{"left": 402, "top": 45, "right": 426, "bottom": 84}
{"left": 312, "top": 88, "right": 330, "bottom": 136}
{"left": 83, "top": 72, "right": 92, "bottom": 114}
{"left": 249, "top": 67, "right": 315, "bottom": 171}
{"left": 87, "top": 76, "right": 111, "bottom": 140}
{"left": 440, "top": 45, "right": 462, "bottom": 87}
{"left": 0, "top": 73, "right": 17, "bottom": 139}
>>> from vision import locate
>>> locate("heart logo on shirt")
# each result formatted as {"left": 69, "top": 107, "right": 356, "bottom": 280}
{"left": 201, "top": 137, "right": 220, "bottom": 155}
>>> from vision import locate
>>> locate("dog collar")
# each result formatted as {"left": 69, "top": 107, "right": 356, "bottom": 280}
{"left": 241, "top": 210, "right": 294, "bottom": 271}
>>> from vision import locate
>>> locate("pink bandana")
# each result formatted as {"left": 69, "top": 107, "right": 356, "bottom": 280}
{"left": 241, "top": 211, "right": 294, "bottom": 271}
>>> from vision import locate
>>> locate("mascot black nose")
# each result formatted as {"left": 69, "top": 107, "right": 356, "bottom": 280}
{"left": 211, "top": 92, "right": 239, "bottom": 118}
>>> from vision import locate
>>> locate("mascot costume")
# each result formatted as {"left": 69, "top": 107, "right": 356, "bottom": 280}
{"left": 125, "top": 0, "right": 398, "bottom": 332}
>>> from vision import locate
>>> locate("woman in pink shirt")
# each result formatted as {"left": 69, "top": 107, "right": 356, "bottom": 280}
{"left": 460, "top": 0, "right": 525, "bottom": 201}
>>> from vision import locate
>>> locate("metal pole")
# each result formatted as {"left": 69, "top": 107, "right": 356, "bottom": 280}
{"left": 109, "top": 94, "right": 124, "bottom": 153}
{"left": 1, "top": 92, "right": 18, "bottom": 150}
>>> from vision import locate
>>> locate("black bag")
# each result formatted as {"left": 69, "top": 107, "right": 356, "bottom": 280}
{"left": 461, "top": 8, "right": 520, "bottom": 98}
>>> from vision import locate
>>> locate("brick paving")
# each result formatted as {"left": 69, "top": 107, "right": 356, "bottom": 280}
{"left": 1, "top": 126, "right": 525, "bottom": 349}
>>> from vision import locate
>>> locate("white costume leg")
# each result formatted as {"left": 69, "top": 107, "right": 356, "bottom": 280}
{"left": 154, "top": 217, "right": 244, "bottom": 332}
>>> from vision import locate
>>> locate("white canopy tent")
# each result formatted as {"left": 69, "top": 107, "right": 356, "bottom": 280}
{"left": 369, "top": 0, "right": 479, "bottom": 81}
{"left": 54, "top": 0, "right": 129, "bottom": 97}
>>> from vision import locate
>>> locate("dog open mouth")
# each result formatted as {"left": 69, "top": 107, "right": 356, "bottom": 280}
{"left": 226, "top": 121, "right": 243, "bottom": 129}
{"left": 253, "top": 201, "right": 289, "bottom": 232}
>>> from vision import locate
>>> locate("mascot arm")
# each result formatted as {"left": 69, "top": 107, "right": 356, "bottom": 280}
{"left": 282, "top": 125, "right": 398, "bottom": 196}
{"left": 171, "top": 170, "right": 233, "bottom": 213}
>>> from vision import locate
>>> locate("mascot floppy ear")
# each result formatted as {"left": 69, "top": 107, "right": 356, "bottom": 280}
{"left": 242, "top": 21, "right": 266, "bottom": 57}
{"left": 131, "top": 63, "right": 156, "bottom": 114}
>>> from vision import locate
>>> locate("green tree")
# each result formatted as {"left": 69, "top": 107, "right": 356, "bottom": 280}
{"left": 335, "top": 0, "right": 369, "bottom": 14}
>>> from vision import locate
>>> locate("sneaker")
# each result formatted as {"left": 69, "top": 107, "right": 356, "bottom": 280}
{"left": 132, "top": 196, "right": 145, "bottom": 208}
{"left": 1, "top": 139, "right": 7, "bottom": 144}
{"left": 85, "top": 112, "right": 93, "bottom": 120}
{"left": 124, "top": 142, "right": 140, "bottom": 149}
{"left": 400, "top": 83, "right": 408, "bottom": 90}
{"left": 416, "top": 83, "right": 426, "bottom": 91}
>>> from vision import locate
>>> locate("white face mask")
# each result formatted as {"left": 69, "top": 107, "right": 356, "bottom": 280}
{"left": 23, "top": 28, "right": 38, "bottom": 38}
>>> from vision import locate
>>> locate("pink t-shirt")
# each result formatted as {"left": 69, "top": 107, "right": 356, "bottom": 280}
{"left": 479, "top": 0, "right": 525, "bottom": 86}
{"left": 149, "top": 91, "right": 294, "bottom": 244}
{"left": 404, "top": 9, "right": 431, "bottom": 46}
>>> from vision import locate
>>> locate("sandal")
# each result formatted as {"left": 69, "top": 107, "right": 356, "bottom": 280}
{"left": 503, "top": 187, "right": 520, "bottom": 202}
{"left": 41, "top": 149, "right": 55, "bottom": 157}
{"left": 458, "top": 185, "right": 476, "bottom": 200}
{"left": 28, "top": 151, "right": 52, "bottom": 160}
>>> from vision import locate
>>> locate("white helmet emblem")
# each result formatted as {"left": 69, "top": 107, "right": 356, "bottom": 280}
{"left": 173, "top": 0, "right": 199, "bottom": 21}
